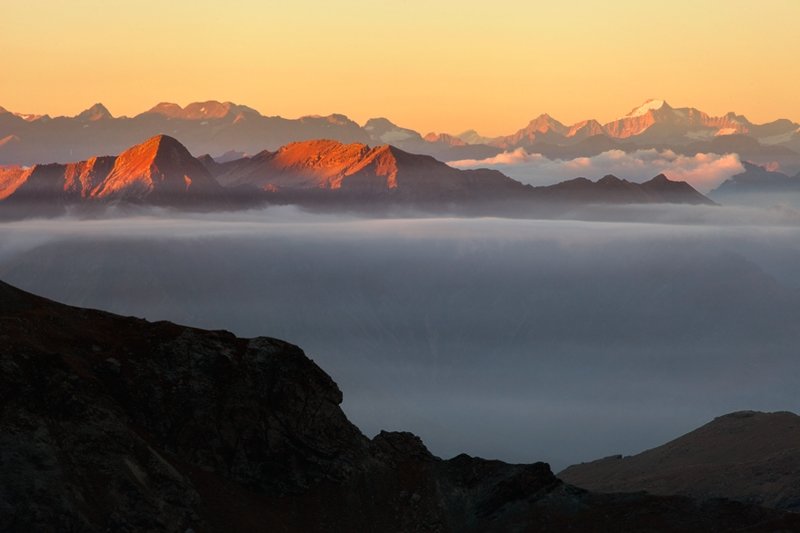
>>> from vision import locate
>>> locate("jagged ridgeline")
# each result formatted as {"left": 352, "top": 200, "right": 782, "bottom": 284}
{"left": 1, "top": 99, "right": 799, "bottom": 166}
{"left": 0, "top": 134, "right": 713, "bottom": 219}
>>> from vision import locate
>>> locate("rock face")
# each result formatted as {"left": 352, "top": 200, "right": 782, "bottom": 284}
{"left": 559, "top": 411, "right": 800, "bottom": 512}
{"left": 214, "top": 139, "right": 527, "bottom": 200}
{"left": 211, "top": 141, "right": 713, "bottom": 206}
{"left": 0, "top": 136, "right": 714, "bottom": 219}
{"left": 2, "top": 280, "right": 800, "bottom": 532}
{"left": 0, "top": 135, "right": 222, "bottom": 208}
{"left": 91, "top": 134, "right": 221, "bottom": 201}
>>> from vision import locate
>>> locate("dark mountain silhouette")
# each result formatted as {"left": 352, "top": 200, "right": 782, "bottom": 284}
{"left": 2, "top": 280, "right": 799, "bottom": 532}
{"left": 708, "top": 161, "right": 800, "bottom": 206}
{"left": 712, "top": 161, "right": 800, "bottom": 195}
{"left": 537, "top": 174, "right": 714, "bottom": 205}
{"left": 559, "top": 411, "right": 800, "bottom": 512}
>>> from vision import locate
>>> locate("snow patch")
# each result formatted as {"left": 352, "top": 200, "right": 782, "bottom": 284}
{"left": 626, "top": 99, "right": 667, "bottom": 118}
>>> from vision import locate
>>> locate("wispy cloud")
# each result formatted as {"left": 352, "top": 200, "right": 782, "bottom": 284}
{"left": 449, "top": 149, "right": 745, "bottom": 193}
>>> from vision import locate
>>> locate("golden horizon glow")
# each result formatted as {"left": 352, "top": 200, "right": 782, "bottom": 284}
{"left": 2, "top": 0, "right": 799, "bottom": 136}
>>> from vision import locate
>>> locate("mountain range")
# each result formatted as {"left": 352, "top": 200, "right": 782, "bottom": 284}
{"left": 3, "top": 279, "right": 799, "bottom": 532}
{"left": 0, "top": 135, "right": 713, "bottom": 218}
{"left": 709, "top": 161, "right": 800, "bottom": 205}
{"left": 2, "top": 99, "right": 799, "bottom": 167}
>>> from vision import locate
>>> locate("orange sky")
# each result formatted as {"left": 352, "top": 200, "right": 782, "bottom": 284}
{"left": 2, "top": 0, "right": 799, "bottom": 136}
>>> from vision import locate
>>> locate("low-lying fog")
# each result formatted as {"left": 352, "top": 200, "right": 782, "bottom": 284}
{"left": 1, "top": 205, "right": 799, "bottom": 470}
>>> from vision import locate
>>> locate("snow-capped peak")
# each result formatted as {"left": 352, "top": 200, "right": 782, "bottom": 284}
{"left": 625, "top": 99, "right": 669, "bottom": 118}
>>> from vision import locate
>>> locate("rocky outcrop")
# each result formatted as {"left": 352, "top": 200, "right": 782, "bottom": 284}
{"left": 2, "top": 280, "right": 800, "bottom": 532}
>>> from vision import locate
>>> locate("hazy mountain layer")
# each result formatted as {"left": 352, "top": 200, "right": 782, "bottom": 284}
{"left": 710, "top": 161, "right": 800, "bottom": 207}
{"left": 1, "top": 99, "right": 797, "bottom": 166}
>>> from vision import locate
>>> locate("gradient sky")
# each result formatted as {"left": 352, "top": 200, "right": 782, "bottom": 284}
{"left": 2, "top": 0, "right": 799, "bottom": 135}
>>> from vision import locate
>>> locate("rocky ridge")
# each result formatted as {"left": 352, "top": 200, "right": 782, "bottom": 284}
{"left": 2, "top": 280, "right": 800, "bottom": 532}
{"left": 560, "top": 410, "right": 800, "bottom": 512}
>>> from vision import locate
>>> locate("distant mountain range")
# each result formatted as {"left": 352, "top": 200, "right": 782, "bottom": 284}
{"left": 709, "top": 161, "right": 800, "bottom": 205}
{"left": 2, "top": 99, "right": 798, "bottom": 167}
{"left": 559, "top": 411, "right": 800, "bottom": 512}
{"left": 0, "top": 135, "right": 713, "bottom": 218}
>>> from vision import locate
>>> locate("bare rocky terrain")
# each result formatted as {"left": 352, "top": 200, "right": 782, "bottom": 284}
{"left": 560, "top": 411, "right": 800, "bottom": 512}
{"left": 2, "top": 279, "right": 800, "bottom": 531}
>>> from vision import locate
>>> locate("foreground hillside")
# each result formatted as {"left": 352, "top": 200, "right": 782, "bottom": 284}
{"left": 560, "top": 411, "right": 800, "bottom": 512}
{"left": 2, "top": 279, "right": 798, "bottom": 532}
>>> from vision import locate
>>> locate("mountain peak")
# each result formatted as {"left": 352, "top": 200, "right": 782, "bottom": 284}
{"left": 182, "top": 101, "right": 252, "bottom": 120}
{"left": 647, "top": 173, "right": 672, "bottom": 183}
{"left": 91, "top": 134, "right": 218, "bottom": 200}
{"left": 141, "top": 101, "right": 257, "bottom": 120}
{"left": 77, "top": 103, "right": 112, "bottom": 121}
{"left": 363, "top": 117, "right": 421, "bottom": 144}
{"left": 364, "top": 117, "right": 397, "bottom": 129}
{"left": 528, "top": 113, "right": 565, "bottom": 128}
{"left": 146, "top": 102, "right": 183, "bottom": 116}
{"left": 625, "top": 99, "right": 671, "bottom": 118}
{"left": 598, "top": 174, "right": 624, "bottom": 184}
{"left": 109, "top": 134, "right": 187, "bottom": 158}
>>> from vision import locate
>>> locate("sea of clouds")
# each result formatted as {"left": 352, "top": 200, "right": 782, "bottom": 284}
{"left": 449, "top": 148, "right": 745, "bottom": 193}
{"left": 1, "top": 207, "right": 799, "bottom": 470}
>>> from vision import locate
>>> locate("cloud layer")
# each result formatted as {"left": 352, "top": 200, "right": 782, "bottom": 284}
{"left": 449, "top": 148, "right": 745, "bottom": 193}
{"left": 1, "top": 210, "right": 799, "bottom": 470}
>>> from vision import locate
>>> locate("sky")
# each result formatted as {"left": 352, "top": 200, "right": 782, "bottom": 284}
{"left": 2, "top": 0, "right": 799, "bottom": 136}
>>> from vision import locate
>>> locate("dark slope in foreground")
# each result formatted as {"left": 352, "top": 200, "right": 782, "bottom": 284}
{"left": 560, "top": 411, "right": 800, "bottom": 512}
{"left": 2, "top": 281, "right": 799, "bottom": 532}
